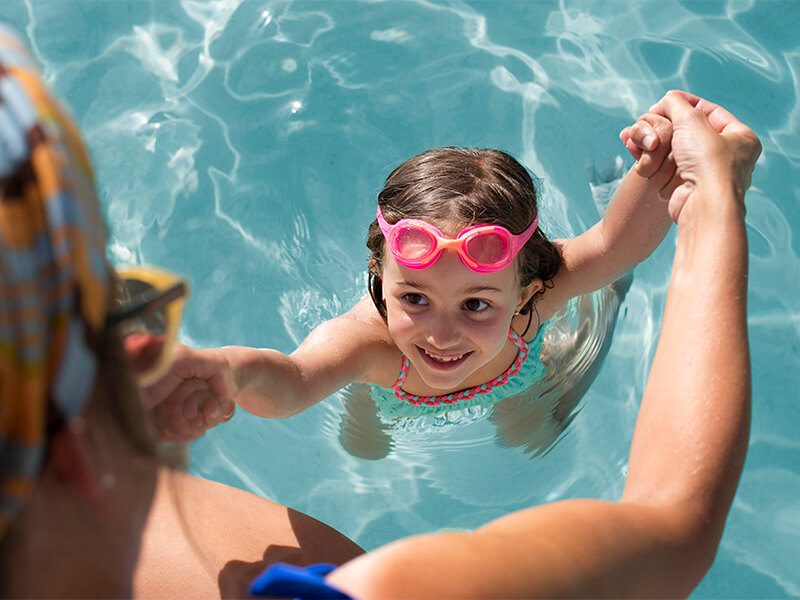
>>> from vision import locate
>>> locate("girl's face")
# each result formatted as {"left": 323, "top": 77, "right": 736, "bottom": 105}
{"left": 381, "top": 235, "right": 534, "bottom": 392}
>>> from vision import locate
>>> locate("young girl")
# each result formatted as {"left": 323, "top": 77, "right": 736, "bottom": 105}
{"left": 145, "top": 129, "right": 677, "bottom": 441}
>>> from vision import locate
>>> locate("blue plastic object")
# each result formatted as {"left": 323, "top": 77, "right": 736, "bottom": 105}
{"left": 249, "top": 562, "right": 352, "bottom": 599}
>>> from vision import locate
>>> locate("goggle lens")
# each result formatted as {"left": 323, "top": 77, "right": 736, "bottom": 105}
{"left": 464, "top": 232, "right": 510, "bottom": 265}
{"left": 394, "top": 226, "right": 436, "bottom": 261}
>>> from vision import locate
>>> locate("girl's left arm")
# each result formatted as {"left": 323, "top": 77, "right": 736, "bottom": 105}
{"left": 536, "top": 114, "right": 676, "bottom": 319}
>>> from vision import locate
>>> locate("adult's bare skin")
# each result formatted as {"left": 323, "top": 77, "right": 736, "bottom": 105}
{"left": 323, "top": 90, "right": 760, "bottom": 598}
{"left": 134, "top": 471, "right": 363, "bottom": 598}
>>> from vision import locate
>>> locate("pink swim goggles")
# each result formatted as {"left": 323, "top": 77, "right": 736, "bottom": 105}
{"left": 376, "top": 207, "right": 538, "bottom": 274}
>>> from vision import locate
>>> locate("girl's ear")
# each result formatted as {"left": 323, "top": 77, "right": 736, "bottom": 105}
{"left": 516, "top": 278, "right": 544, "bottom": 313}
{"left": 48, "top": 419, "right": 111, "bottom": 506}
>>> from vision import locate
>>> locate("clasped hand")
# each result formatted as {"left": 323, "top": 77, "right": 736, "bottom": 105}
{"left": 140, "top": 345, "right": 237, "bottom": 442}
{"left": 621, "top": 90, "right": 761, "bottom": 222}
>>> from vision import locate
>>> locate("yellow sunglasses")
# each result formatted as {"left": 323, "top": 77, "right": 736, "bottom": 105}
{"left": 105, "top": 266, "right": 189, "bottom": 387}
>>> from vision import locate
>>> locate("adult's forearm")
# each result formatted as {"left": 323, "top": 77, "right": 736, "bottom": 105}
{"left": 624, "top": 181, "right": 750, "bottom": 537}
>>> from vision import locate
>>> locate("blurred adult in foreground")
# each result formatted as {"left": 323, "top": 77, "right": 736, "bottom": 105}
{"left": 0, "top": 24, "right": 761, "bottom": 599}
{"left": 0, "top": 27, "right": 361, "bottom": 599}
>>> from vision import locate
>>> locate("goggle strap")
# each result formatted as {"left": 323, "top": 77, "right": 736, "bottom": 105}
{"left": 510, "top": 214, "right": 538, "bottom": 253}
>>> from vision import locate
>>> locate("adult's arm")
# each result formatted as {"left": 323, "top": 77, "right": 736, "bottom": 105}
{"left": 327, "top": 91, "right": 760, "bottom": 598}
{"left": 134, "top": 470, "right": 364, "bottom": 598}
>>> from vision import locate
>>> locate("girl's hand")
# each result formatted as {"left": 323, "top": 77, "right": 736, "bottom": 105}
{"left": 648, "top": 90, "right": 761, "bottom": 221}
{"left": 620, "top": 112, "right": 681, "bottom": 201}
{"left": 140, "top": 345, "right": 237, "bottom": 442}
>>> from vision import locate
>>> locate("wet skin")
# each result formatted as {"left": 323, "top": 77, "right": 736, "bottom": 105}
{"left": 380, "top": 236, "right": 539, "bottom": 396}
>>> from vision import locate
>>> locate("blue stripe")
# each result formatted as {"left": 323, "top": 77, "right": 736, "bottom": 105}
{"left": 0, "top": 493, "right": 25, "bottom": 521}
{"left": 0, "top": 103, "right": 27, "bottom": 176}
{"left": 52, "top": 316, "right": 96, "bottom": 419}
{"left": 0, "top": 75, "right": 38, "bottom": 134}
{"left": 0, "top": 439, "right": 44, "bottom": 480}
{"left": 0, "top": 46, "right": 37, "bottom": 73}
{"left": 44, "top": 189, "right": 87, "bottom": 231}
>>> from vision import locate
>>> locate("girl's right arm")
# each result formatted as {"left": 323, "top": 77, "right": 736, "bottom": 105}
{"left": 225, "top": 296, "right": 394, "bottom": 418}
{"left": 142, "top": 296, "right": 395, "bottom": 438}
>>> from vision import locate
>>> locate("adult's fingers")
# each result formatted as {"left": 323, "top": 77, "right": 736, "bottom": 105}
{"left": 659, "top": 161, "right": 683, "bottom": 203}
{"left": 655, "top": 90, "right": 744, "bottom": 139}
{"left": 649, "top": 90, "right": 706, "bottom": 124}
{"left": 141, "top": 346, "right": 236, "bottom": 409}
{"left": 201, "top": 395, "right": 235, "bottom": 428}
{"left": 649, "top": 90, "right": 701, "bottom": 113}
{"left": 693, "top": 97, "right": 741, "bottom": 135}
{"left": 152, "top": 395, "right": 195, "bottom": 441}
{"left": 151, "top": 385, "right": 228, "bottom": 442}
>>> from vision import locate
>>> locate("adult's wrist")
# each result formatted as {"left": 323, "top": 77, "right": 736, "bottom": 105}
{"left": 676, "top": 180, "right": 745, "bottom": 227}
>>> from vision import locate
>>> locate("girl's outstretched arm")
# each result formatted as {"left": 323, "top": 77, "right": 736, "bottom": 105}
{"left": 326, "top": 91, "right": 760, "bottom": 599}
{"left": 142, "top": 296, "right": 394, "bottom": 437}
{"left": 227, "top": 296, "right": 394, "bottom": 418}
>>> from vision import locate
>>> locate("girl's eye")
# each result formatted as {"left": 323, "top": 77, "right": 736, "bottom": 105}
{"left": 462, "top": 298, "right": 489, "bottom": 312}
{"left": 402, "top": 293, "right": 429, "bottom": 306}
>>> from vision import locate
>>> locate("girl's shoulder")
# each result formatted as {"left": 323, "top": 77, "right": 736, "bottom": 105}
{"left": 332, "top": 295, "right": 402, "bottom": 387}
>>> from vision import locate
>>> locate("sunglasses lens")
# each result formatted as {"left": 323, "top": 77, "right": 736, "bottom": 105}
{"left": 394, "top": 226, "right": 436, "bottom": 261}
{"left": 118, "top": 278, "right": 169, "bottom": 332}
{"left": 117, "top": 277, "right": 171, "bottom": 380}
{"left": 465, "top": 232, "right": 509, "bottom": 265}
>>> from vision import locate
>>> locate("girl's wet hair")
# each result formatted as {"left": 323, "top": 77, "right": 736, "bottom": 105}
{"left": 367, "top": 147, "right": 562, "bottom": 320}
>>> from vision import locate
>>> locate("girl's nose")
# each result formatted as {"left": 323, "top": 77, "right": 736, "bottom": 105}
{"left": 425, "top": 314, "right": 461, "bottom": 349}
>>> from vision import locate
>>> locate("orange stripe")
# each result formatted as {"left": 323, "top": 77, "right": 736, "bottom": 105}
{"left": 1, "top": 476, "right": 35, "bottom": 499}
{"left": 5, "top": 67, "right": 53, "bottom": 116}
{"left": 0, "top": 366, "right": 45, "bottom": 444}
{"left": 0, "top": 271, "right": 73, "bottom": 300}
{"left": 30, "top": 141, "right": 63, "bottom": 202}
{"left": 0, "top": 190, "right": 44, "bottom": 247}
{"left": 45, "top": 312, "right": 69, "bottom": 391}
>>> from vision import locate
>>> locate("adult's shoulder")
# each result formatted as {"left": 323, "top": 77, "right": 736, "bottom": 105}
{"left": 135, "top": 470, "right": 364, "bottom": 598}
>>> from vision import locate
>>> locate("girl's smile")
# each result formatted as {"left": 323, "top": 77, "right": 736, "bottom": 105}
{"left": 417, "top": 346, "right": 474, "bottom": 370}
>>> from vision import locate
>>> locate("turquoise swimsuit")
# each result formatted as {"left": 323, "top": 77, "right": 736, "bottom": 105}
{"left": 369, "top": 322, "right": 550, "bottom": 419}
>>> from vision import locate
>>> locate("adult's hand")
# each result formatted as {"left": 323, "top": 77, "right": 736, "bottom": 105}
{"left": 648, "top": 90, "right": 761, "bottom": 222}
{"left": 140, "top": 345, "right": 237, "bottom": 442}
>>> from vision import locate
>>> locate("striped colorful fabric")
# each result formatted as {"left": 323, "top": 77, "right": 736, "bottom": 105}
{"left": 0, "top": 25, "right": 110, "bottom": 536}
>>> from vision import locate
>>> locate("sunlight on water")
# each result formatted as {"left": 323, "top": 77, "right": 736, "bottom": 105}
{"left": 5, "top": 0, "right": 798, "bottom": 596}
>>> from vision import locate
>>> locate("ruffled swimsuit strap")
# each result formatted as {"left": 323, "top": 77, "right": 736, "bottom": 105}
{"left": 391, "top": 328, "right": 530, "bottom": 407}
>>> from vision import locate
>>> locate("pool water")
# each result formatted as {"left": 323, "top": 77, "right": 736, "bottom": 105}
{"left": 4, "top": 0, "right": 798, "bottom": 596}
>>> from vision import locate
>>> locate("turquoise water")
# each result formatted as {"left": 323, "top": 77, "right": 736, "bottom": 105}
{"left": 3, "top": 0, "right": 798, "bottom": 596}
